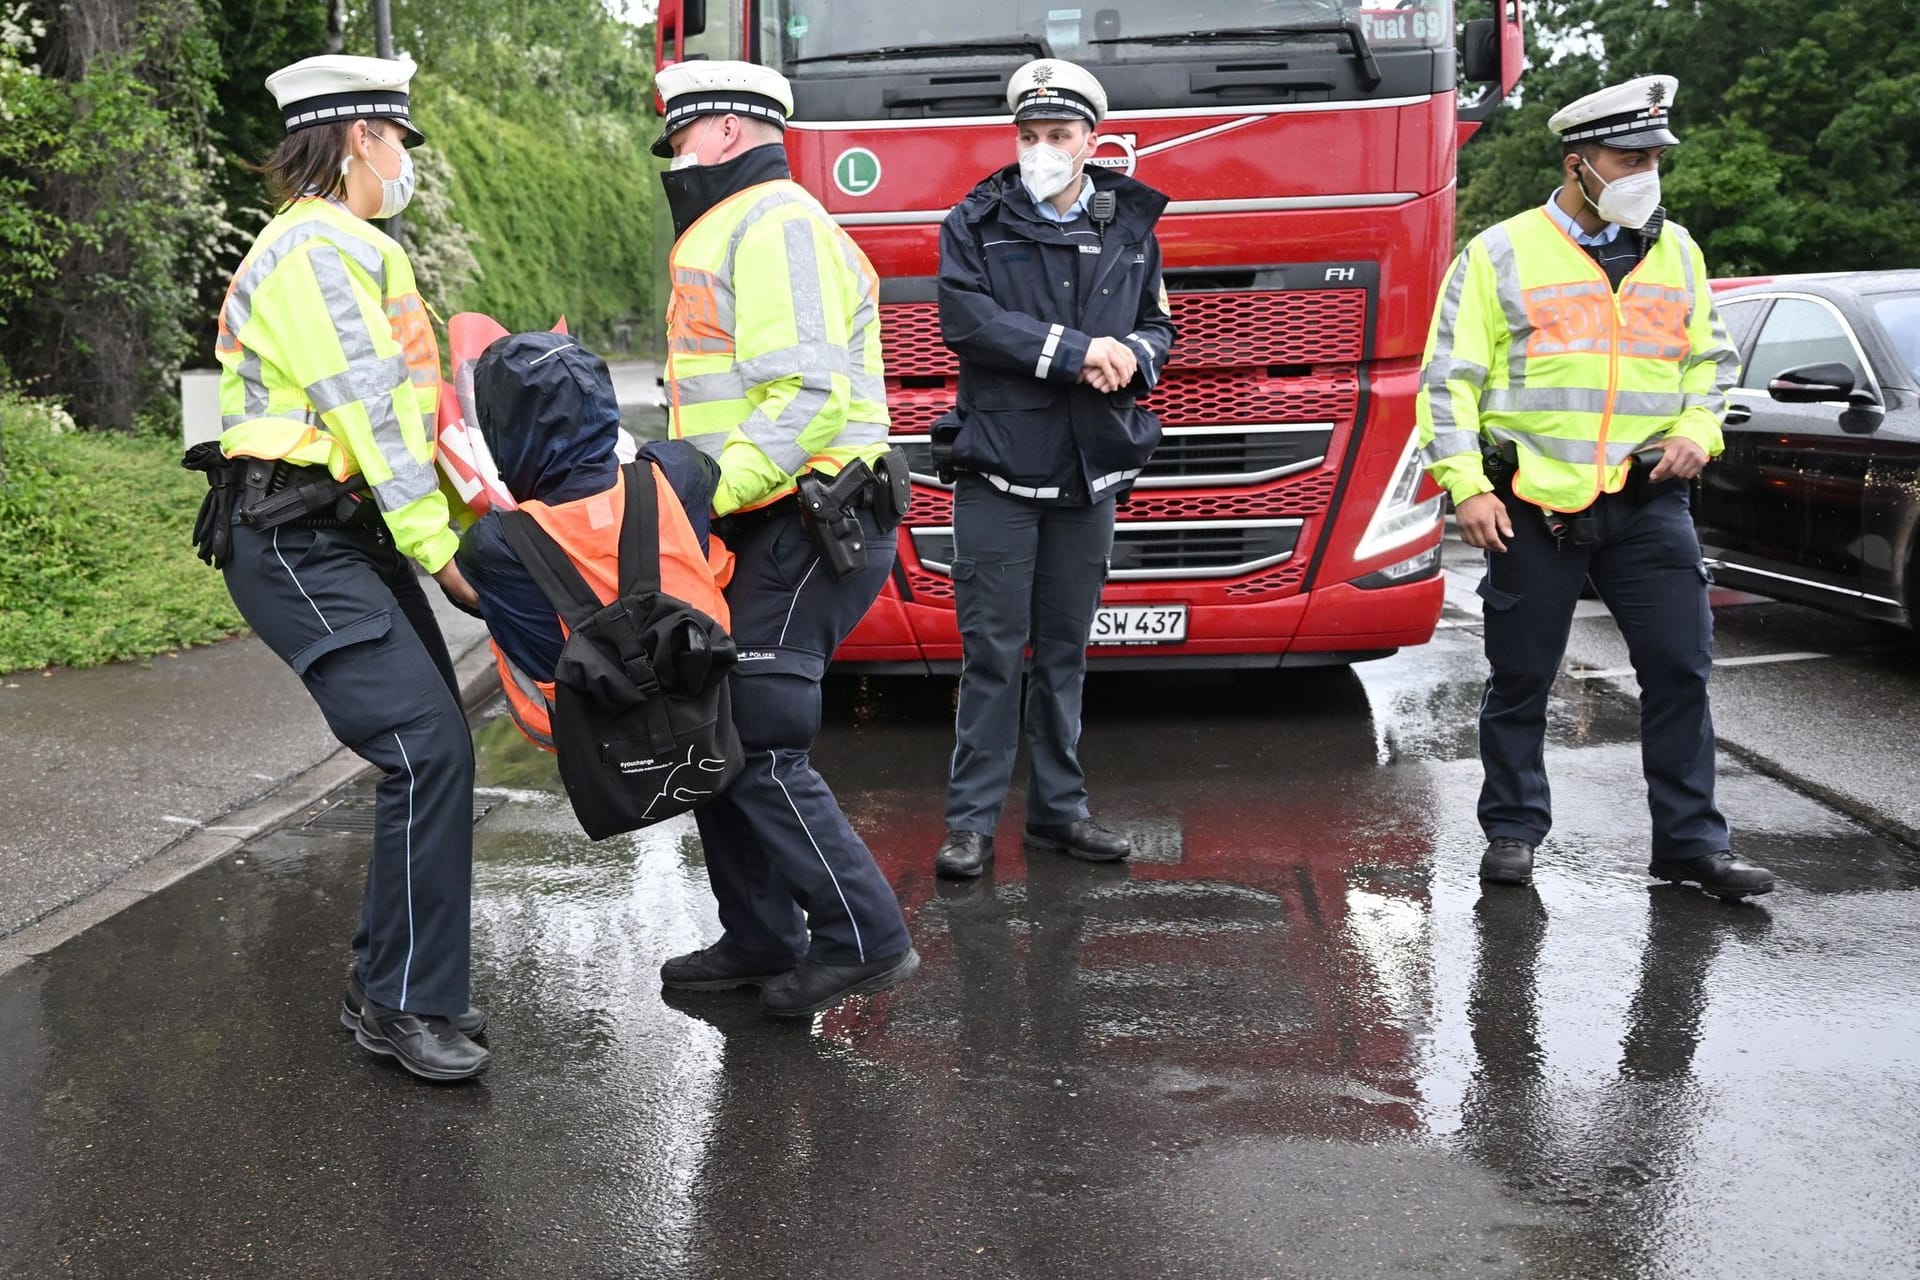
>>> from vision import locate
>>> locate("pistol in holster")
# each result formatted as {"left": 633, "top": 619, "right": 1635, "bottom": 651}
{"left": 1623, "top": 443, "right": 1680, "bottom": 507}
{"left": 797, "top": 462, "right": 875, "bottom": 583}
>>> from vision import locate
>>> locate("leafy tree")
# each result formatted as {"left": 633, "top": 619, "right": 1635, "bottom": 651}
{"left": 1457, "top": 0, "right": 1920, "bottom": 275}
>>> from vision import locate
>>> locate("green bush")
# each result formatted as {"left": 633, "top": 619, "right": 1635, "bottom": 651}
{"left": 0, "top": 394, "right": 244, "bottom": 673}
{"left": 420, "top": 88, "right": 658, "bottom": 354}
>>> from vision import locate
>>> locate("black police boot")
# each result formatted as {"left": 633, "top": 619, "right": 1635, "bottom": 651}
{"left": 1480, "top": 837, "right": 1536, "bottom": 886}
{"left": 1648, "top": 850, "right": 1776, "bottom": 900}
{"left": 761, "top": 948, "right": 921, "bottom": 1019}
{"left": 1025, "top": 819, "right": 1131, "bottom": 863}
{"left": 342, "top": 972, "right": 488, "bottom": 1040}
{"left": 934, "top": 830, "right": 994, "bottom": 880}
{"left": 659, "top": 939, "right": 796, "bottom": 992}
{"left": 355, "top": 1001, "right": 490, "bottom": 1082}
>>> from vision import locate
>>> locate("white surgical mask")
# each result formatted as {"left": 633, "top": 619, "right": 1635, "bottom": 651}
{"left": 1577, "top": 158, "right": 1660, "bottom": 229}
{"left": 1019, "top": 140, "right": 1086, "bottom": 204}
{"left": 352, "top": 129, "right": 416, "bottom": 219}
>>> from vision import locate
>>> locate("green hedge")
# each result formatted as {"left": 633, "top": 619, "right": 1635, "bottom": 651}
{"left": 0, "top": 397, "right": 244, "bottom": 673}
{"left": 420, "top": 89, "right": 660, "bottom": 355}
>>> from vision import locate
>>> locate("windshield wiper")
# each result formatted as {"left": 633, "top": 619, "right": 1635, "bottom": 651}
{"left": 1090, "top": 21, "right": 1381, "bottom": 90}
{"left": 785, "top": 36, "right": 1052, "bottom": 67}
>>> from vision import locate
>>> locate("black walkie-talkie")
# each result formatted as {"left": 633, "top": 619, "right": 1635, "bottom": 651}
{"left": 1090, "top": 189, "right": 1116, "bottom": 237}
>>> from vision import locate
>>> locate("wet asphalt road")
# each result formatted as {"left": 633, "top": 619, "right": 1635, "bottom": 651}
{"left": 4, "top": 608, "right": 1920, "bottom": 1279}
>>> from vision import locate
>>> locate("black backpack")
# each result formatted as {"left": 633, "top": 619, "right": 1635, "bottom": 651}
{"left": 499, "top": 460, "right": 742, "bottom": 840}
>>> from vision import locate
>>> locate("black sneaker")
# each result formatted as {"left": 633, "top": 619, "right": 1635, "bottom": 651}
{"left": 660, "top": 940, "right": 796, "bottom": 992}
{"left": 760, "top": 949, "right": 921, "bottom": 1018}
{"left": 1648, "top": 850, "right": 1775, "bottom": 900}
{"left": 1480, "top": 838, "right": 1536, "bottom": 886}
{"left": 1025, "top": 819, "right": 1131, "bottom": 862}
{"left": 355, "top": 1001, "right": 490, "bottom": 1082}
{"left": 342, "top": 972, "right": 488, "bottom": 1040}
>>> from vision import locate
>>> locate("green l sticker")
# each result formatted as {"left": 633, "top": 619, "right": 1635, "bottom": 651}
{"left": 834, "top": 147, "right": 882, "bottom": 197}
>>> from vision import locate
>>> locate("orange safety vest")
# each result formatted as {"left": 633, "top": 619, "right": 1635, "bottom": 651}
{"left": 494, "top": 467, "right": 734, "bottom": 752}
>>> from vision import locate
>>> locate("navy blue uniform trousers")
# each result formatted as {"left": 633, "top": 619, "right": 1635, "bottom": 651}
{"left": 224, "top": 522, "right": 475, "bottom": 1015}
{"left": 945, "top": 476, "right": 1116, "bottom": 834}
{"left": 694, "top": 504, "right": 912, "bottom": 968}
{"left": 1476, "top": 482, "right": 1729, "bottom": 858}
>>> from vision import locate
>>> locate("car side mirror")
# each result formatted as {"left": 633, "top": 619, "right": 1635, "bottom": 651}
{"left": 1768, "top": 361, "right": 1856, "bottom": 403}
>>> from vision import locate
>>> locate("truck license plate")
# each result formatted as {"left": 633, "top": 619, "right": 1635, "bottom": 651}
{"left": 1090, "top": 604, "right": 1187, "bottom": 646}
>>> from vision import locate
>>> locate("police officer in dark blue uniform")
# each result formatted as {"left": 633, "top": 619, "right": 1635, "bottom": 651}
{"left": 930, "top": 59, "right": 1177, "bottom": 880}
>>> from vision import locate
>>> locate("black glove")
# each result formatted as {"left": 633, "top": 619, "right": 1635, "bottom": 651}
{"left": 181, "top": 443, "right": 236, "bottom": 569}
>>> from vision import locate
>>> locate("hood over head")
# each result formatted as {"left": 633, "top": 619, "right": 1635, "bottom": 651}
{"left": 473, "top": 332, "right": 621, "bottom": 506}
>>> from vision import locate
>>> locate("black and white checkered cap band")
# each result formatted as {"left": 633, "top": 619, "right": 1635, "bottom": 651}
{"left": 1559, "top": 107, "right": 1675, "bottom": 144}
{"left": 660, "top": 93, "right": 789, "bottom": 138}
{"left": 282, "top": 90, "right": 416, "bottom": 137}
{"left": 1014, "top": 87, "right": 1098, "bottom": 124}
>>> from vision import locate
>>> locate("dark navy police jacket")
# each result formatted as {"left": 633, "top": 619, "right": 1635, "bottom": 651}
{"left": 937, "top": 164, "right": 1177, "bottom": 505}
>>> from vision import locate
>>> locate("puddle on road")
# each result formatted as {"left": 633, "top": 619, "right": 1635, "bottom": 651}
{"left": 2, "top": 635, "right": 1917, "bottom": 1279}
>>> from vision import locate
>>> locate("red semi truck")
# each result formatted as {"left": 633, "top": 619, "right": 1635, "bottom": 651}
{"left": 654, "top": 1, "right": 1524, "bottom": 671}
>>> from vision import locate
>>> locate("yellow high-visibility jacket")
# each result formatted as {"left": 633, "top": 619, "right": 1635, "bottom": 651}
{"left": 1415, "top": 206, "right": 1740, "bottom": 514}
{"left": 215, "top": 196, "right": 456, "bottom": 571}
{"left": 666, "top": 178, "right": 889, "bottom": 516}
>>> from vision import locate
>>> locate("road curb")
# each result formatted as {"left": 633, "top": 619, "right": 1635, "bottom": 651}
{"left": 0, "top": 637, "right": 502, "bottom": 979}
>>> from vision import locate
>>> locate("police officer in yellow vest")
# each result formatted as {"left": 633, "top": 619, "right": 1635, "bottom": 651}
{"left": 190, "top": 55, "right": 487, "bottom": 1080}
{"left": 1416, "top": 76, "right": 1775, "bottom": 900}
{"left": 650, "top": 62, "right": 920, "bottom": 1016}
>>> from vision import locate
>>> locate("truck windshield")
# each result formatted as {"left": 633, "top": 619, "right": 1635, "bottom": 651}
{"left": 764, "top": 0, "right": 1454, "bottom": 72}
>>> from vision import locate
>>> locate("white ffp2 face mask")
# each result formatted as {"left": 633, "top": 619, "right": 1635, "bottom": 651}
{"left": 1578, "top": 159, "right": 1660, "bottom": 229}
{"left": 354, "top": 129, "right": 416, "bottom": 219}
{"left": 669, "top": 119, "right": 717, "bottom": 171}
{"left": 1019, "top": 141, "right": 1085, "bottom": 203}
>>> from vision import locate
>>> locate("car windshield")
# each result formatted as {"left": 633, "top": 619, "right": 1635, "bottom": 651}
{"left": 1870, "top": 292, "right": 1920, "bottom": 383}
{"left": 763, "top": 0, "right": 1453, "bottom": 72}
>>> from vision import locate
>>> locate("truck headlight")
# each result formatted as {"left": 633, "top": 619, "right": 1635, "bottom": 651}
{"left": 1353, "top": 429, "right": 1443, "bottom": 563}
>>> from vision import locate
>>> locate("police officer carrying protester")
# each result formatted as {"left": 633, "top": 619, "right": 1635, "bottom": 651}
{"left": 930, "top": 59, "right": 1176, "bottom": 881}
{"left": 649, "top": 62, "right": 920, "bottom": 1016}
{"left": 184, "top": 56, "right": 488, "bottom": 1080}
{"left": 1415, "top": 76, "right": 1774, "bottom": 900}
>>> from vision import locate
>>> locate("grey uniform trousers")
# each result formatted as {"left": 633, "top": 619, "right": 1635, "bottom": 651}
{"left": 944, "top": 475, "right": 1116, "bottom": 834}
{"left": 223, "top": 522, "right": 475, "bottom": 1016}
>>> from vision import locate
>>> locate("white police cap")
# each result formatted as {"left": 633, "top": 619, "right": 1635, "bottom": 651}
{"left": 1007, "top": 59, "right": 1107, "bottom": 127}
{"left": 652, "top": 61, "right": 795, "bottom": 158}
{"left": 266, "top": 54, "right": 423, "bottom": 147}
{"left": 1549, "top": 75, "right": 1680, "bottom": 149}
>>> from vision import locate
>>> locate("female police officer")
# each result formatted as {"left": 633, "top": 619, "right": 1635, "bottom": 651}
{"left": 194, "top": 55, "right": 487, "bottom": 1080}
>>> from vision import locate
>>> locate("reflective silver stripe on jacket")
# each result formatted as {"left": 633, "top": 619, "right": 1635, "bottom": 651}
{"left": 306, "top": 245, "right": 438, "bottom": 510}
{"left": 1480, "top": 386, "right": 1686, "bottom": 418}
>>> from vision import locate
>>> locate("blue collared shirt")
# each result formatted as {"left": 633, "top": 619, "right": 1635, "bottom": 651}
{"left": 1033, "top": 175, "right": 1096, "bottom": 223}
{"left": 1543, "top": 191, "right": 1621, "bottom": 246}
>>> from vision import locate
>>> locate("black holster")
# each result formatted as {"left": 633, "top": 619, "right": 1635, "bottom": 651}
{"left": 234, "top": 459, "right": 377, "bottom": 533}
{"left": 797, "top": 461, "right": 877, "bottom": 583}
{"left": 1623, "top": 444, "right": 1681, "bottom": 507}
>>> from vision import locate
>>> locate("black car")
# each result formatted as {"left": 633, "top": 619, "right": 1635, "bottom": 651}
{"left": 1697, "top": 270, "right": 1920, "bottom": 630}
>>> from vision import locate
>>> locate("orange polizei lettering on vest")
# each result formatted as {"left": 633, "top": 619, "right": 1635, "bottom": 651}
{"left": 1522, "top": 281, "right": 1611, "bottom": 357}
{"left": 1617, "top": 291, "right": 1691, "bottom": 361}
{"left": 667, "top": 268, "right": 731, "bottom": 356}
